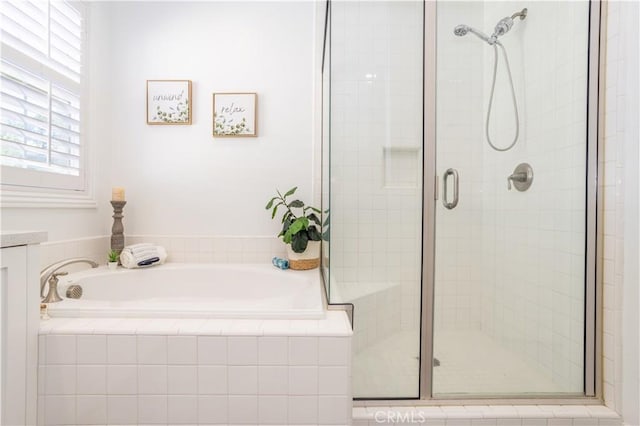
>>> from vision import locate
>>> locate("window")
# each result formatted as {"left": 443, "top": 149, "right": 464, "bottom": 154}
{"left": 1, "top": 0, "right": 86, "bottom": 193}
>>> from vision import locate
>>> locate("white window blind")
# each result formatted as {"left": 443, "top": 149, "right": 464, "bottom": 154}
{"left": 0, "top": 0, "right": 84, "bottom": 190}
{"left": 1, "top": 0, "right": 81, "bottom": 82}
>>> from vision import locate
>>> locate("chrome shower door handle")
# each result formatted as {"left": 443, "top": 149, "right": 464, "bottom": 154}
{"left": 442, "top": 168, "right": 459, "bottom": 210}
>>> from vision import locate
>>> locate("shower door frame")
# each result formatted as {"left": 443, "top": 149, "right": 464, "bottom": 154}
{"left": 416, "top": 0, "right": 604, "bottom": 403}
{"left": 326, "top": 0, "right": 608, "bottom": 405}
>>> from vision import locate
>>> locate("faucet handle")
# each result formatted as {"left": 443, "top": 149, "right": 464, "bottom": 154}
{"left": 43, "top": 271, "right": 67, "bottom": 303}
{"left": 507, "top": 163, "right": 534, "bottom": 192}
{"left": 507, "top": 171, "right": 527, "bottom": 189}
{"left": 49, "top": 271, "right": 69, "bottom": 287}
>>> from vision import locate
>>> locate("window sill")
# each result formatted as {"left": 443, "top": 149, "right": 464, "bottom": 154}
{"left": 0, "top": 189, "right": 97, "bottom": 209}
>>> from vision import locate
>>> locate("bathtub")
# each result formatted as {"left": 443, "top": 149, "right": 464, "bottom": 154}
{"left": 46, "top": 263, "right": 325, "bottom": 319}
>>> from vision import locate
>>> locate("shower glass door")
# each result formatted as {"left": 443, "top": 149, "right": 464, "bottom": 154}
{"left": 325, "top": 0, "right": 425, "bottom": 398}
{"left": 431, "top": 1, "right": 592, "bottom": 396}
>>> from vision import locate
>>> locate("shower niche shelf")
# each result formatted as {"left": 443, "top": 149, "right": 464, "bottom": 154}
{"left": 383, "top": 146, "right": 421, "bottom": 189}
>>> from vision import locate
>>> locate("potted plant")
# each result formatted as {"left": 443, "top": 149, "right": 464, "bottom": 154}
{"left": 107, "top": 250, "right": 119, "bottom": 270}
{"left": 266, "top": 187, "right": 323, "bottom": 270}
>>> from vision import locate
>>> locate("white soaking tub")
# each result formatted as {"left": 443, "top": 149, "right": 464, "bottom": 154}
{"left": 46, "top": 263, "right": 325, "bottom": 319}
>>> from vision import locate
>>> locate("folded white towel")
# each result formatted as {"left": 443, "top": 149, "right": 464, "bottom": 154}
{"left": 120, "top": 244, "right": 168, "bottom": 269}
{"left": 129, "top": 247, "right": 158, "bottom": 259}
{"left": 126, "top": 243, "right": 156, "bottom": 256}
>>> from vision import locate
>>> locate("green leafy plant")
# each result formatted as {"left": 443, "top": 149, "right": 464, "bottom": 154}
{"left": 107, "top": 250, "right": 119, "bottom": 263}
{"left": 266, "top": 187, "right": 323, "bottom": 253}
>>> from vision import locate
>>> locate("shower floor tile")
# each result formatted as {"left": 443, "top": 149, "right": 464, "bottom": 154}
{"left": 352, "top": 330, "right": 565, "bottom": 398}
{"left": 433, "top": 330, "right": 565, "bottom": 395}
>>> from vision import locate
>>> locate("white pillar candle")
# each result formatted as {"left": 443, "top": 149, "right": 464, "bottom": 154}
{"left": 112, "top": 187, "right": 125, "bottom": 201}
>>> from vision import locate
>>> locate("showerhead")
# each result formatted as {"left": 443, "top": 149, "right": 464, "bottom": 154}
{"left": 453, "top": 24, "right": 491, "bottom": 44}
{"left": 454, "top": 25, "right": 469, "bottom": 37}
{"left": 454, "top": 8, "right": 527, "bottom": 46}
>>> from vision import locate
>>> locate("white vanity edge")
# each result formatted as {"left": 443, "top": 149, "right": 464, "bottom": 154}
{"left": 1, "top": 231, "right": 48, "bottom": 248}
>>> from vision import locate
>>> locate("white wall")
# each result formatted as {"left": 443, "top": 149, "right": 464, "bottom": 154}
{"left": 2, "top": 1, "right": 316, "bottom": 243}
{"left": 101, "top": 1, "right": 314, "bottom": 237}
{"left": 0, "top": 208, "right": 106, "bottom": 242}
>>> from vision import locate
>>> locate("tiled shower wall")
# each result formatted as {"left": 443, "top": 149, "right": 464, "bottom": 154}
{"left": 434, "top": 1, "right": 485, "bottom": 332}
{"left": 435, "top": 8, "right": 590, "bottom": 397}
{"left": 476, "top": 1, "right": 590, "bottom": 391}
{"left": 399, "top": 0, "right": 632, "bottom": 408}
{"left": 329, "top": 0, "right": 423, "bottom": 332}
{"left": 602, "top": 1, "right": 639, "bottom": 419}
{"left": 602, "top": 0, "right": 623, "bottom": 410}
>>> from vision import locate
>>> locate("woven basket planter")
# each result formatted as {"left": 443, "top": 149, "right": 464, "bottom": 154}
{"left": 286, "top": 241, "right": 320, "bottom": 270}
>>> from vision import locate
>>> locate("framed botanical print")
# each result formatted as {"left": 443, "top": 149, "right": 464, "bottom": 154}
{"left": 147, "top": 80, "right": 192, "bottom": 125}
{"left": 213, "top": 92, "right": 257, "bottom": 137}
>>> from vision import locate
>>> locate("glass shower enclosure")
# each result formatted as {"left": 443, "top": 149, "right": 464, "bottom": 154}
{"left": 321, "top": 0, "right": 600, "bottom": 400}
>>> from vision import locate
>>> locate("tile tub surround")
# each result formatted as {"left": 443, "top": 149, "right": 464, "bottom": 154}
{"left": 39, "top": 235, "right": 289, "bottom": 270}
{"left": 125, "top": 235, "right": 288, "bottom": 264}
{"left": 38, "top": 314, "right": 352, "bottom": 426}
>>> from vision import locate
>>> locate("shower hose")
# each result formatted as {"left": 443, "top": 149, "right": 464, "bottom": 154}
{"left": 486, "top": 42, "right": 519, "bottom": 152}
